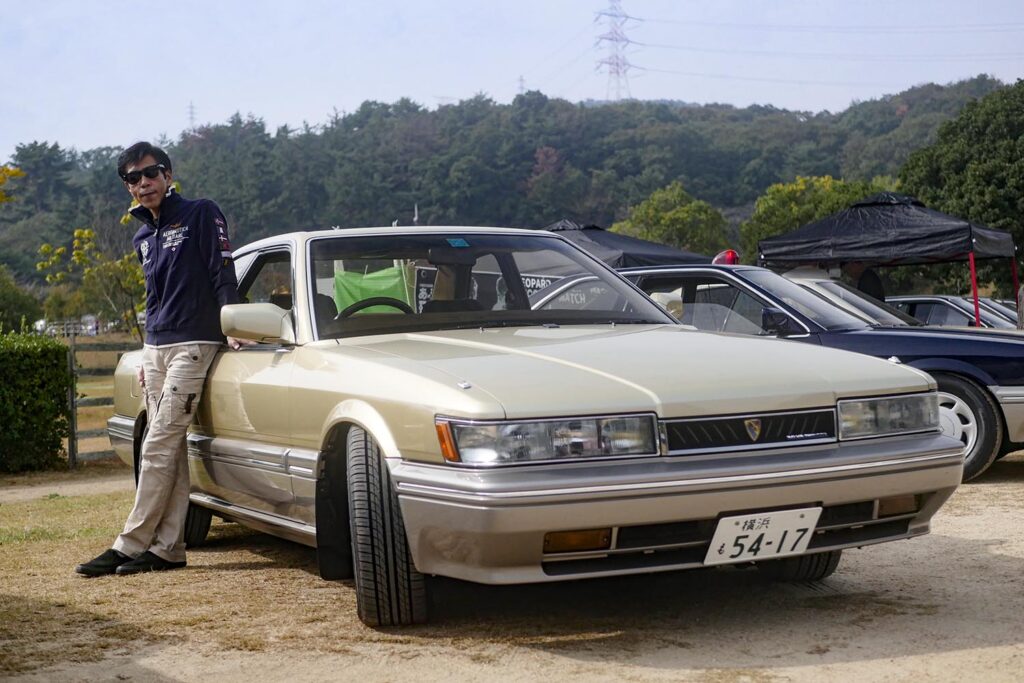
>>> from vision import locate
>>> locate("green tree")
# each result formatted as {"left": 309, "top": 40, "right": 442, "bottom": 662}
{"left": 611, "top": 181, "right": 729, "bottom": 256}
{"left": 900, "top": 79, "right": 1024, "bottom": 295}
{"left": 0, "top": 266, "right": 41, "bottom": 332}
{"left": 739, "top": 175, "right": 897, "bottom": 262}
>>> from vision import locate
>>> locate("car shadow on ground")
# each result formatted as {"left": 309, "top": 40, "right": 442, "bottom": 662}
{"left": 184, "top": 510, "right": 1024, "bottom": 671}
{"left": 418, "top": 528, "right": 1024, "bottom": 669}
{"left": 968, "top": 452, "right": 1024, "bottom": 484}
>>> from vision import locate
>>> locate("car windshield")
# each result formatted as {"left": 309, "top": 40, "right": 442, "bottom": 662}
{"left": 957, "top": 297, "right": 1017, "bottom": 328}
{"left": 977, "top": 297, "right": 1019, "bottom": 323}
{"left": 812, "top": 280, "right": 922, "bottom": 327}
{"left": 740, "top": 269, "right": 871, "bottom": 331}
{"left": 307, "top": 232, "right": 673, "bottom": 339}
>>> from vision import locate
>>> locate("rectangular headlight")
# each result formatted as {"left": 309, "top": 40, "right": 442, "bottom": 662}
{"left": 438, "top": 415, "right": 658, "bottom": 466}
{"left": 838, "top": 393, "right": 940, "bottom": 440}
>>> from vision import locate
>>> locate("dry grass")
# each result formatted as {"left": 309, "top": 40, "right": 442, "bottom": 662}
{"left": 3, "top": 456, "right": 1023, "bottom": 679}
{"left": 0, "top": 488, "right": 372, "bottom": 675}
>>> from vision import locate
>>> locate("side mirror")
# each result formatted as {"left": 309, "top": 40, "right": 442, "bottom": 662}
{"left": 221, "top": 303, "right": 295, "bottom": 344}
{"left": 762, "top": 306, "right": 799, "bottom": 337}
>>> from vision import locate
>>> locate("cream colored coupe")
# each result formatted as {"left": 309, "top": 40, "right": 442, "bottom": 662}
{"left": 107, "top": 227, "right": 964, "bottom": 626}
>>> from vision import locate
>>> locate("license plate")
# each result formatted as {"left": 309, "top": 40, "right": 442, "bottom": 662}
{"left": 703, "top": 507, "right": 822, "bottom": 566}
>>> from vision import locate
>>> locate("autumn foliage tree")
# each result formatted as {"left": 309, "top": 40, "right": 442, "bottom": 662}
{"left": 0, "top": 165, "right": 25, "bottom": 204}
{"left": 37, "top": 228, "right": 144, "bottom": 340}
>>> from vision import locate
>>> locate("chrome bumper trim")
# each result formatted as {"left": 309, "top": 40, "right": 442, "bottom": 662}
{"left": 106, "top": 414, "right": 136, "bottom": 468}
{"left": 394, "top": 447, "right": 963, "bottom": 505}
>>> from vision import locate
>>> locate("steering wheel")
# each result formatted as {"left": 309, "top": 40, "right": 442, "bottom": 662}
{"left": 335, "top": 297, "right": 415, "bottom": 319}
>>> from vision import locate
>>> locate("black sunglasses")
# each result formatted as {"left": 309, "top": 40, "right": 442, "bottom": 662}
{"left": 121, "top": 163, "right": 166, "bottom": 185}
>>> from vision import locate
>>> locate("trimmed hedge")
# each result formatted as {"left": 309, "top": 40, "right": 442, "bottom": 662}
{"left": 0, "top": 333, "right": 71, "bottom": 472}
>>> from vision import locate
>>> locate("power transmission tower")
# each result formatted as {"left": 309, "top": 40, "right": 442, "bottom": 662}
{"left": 595, "top": 0, "right": 637, "bottom": 100}
{"left": 187, "top": 101, "right": 197, "bottom": 129}
{"left": 518, "top": 75, "right": 526, "bottom": 95}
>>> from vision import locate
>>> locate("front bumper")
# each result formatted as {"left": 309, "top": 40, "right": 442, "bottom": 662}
{"left": 992, "top": 386, "right": 1024, "bottom": 442}
{"left": 392, "top": 433, "right": 963, "bottom": 584}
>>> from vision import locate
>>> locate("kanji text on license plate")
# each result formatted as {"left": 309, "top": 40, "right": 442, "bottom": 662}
{"left": 703, "top": 507, "right": 822, "bottom": 566}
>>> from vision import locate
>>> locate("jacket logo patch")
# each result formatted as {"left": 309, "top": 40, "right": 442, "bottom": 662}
{"left": 139, "top": 241, "right": 151, "bottom": 266}
{"left": 162, "top": 225, "right": 190, "bottom": 251}
{"left": 744, "top": 418, "right": 762, "bottom": 442}
{"left": 217, "top": 224, "right": 231, "bottom": 251}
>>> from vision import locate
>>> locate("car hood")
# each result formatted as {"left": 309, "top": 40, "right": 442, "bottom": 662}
{"left": 340, "top": 325, "right": 933, "bottom": 419}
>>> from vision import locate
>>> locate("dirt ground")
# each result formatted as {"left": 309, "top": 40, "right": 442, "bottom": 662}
{"left": 2, "top": 454, "right": 1024, "bottom": 683}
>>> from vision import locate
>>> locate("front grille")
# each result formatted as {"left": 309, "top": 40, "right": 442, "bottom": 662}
{"left": 663, "top": 408, "right": 836, "bottom": 454}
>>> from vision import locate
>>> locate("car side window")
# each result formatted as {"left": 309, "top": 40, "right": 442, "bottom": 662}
{"left": 641, "top": 274, "right": 770, "bottom": 334}
{"left": 537, "top": 279, "right": 624, "bottom": 312}
{"left": 918, "top": 302, "right": 971, "bottom": 327}
{"left": 239, "top": 251, "right": 294, "bottom": 310}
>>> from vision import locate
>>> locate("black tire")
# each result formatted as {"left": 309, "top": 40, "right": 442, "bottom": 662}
{"left": 934, "top": 373, "right": 1002, "bottom": 482}
{"left": 133, "top": 420, "right": 147, "bottom": 486}
{"left": 315, "top": 446, "right": 354, "bottom": 580}
{"left": 183, "top": 503, "right": 212, "bottom": 547}
{"left": 757, "top": 550, "right": 842, "bottom": 581}
{"left": 346, "top": 426, "right": 427, "bottom": 627}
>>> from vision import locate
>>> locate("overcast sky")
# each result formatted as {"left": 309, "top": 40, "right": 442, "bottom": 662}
{"left": 2, "top": 0, "right": 1022, "bottom": 163}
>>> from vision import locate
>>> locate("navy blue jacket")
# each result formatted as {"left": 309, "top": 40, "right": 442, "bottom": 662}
{"left": 132, "top": 189, "right": 239, "bottom": 346}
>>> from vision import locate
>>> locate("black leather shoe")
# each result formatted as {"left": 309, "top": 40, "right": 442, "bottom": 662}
{"left": 115, "top": 551, "right": 187, "bottom": 575}
{"left": 75, "top": 548, "right": 132, "bottom": 577}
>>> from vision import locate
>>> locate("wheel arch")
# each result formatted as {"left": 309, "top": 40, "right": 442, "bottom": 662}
{"left": 312, "top": 401, "right": 399, "bottom": 579}
{"left": 909, "top": 363, "right": 1012, "bottom": 445}
{"left": 318, "top": 400, "right": 402, "bottom": 463}
{"left": 906, "top": 358, "right": 996, "bottom": 388}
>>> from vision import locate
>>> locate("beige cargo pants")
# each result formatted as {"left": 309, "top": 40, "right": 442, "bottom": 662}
{"left": 113, "top": 343, "right": 220, "bottom": 563}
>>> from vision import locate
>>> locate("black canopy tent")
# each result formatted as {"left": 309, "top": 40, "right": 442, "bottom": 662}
{"left": 757, "top": 193, "right": 1019, "bottom": 326}
{"left": 541, "top": 219, "right": 710, "bottom": 268}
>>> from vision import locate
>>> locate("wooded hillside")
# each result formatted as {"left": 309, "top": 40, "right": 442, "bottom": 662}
{"left": 0, "top": 75, "right": 1004, "bottom": 284}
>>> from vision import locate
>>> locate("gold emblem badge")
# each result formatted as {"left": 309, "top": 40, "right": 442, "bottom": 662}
{"left": 744, "top": 418, "right": 762, "bottom": 442}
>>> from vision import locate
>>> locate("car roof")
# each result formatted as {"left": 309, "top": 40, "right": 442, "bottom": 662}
{"left": 617, "top": 264, "right": 759, "bottom": 274}
{"left": 236, "top": 226, "right": 556, "bottom": 256}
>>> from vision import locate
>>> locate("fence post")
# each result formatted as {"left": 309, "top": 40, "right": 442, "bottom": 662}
{"left": 67, "top": 330, "right": 78, "bottom": 468}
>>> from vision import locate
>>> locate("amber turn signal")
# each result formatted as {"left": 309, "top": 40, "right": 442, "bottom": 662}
{"left": 543, "top": 528, "right": 612, "bottom": 554}
{"left": 878, "top": 494, "right": 920, "bottom": 518}
{"left": 435, "top": 421, "right": 460, "bottom": 462}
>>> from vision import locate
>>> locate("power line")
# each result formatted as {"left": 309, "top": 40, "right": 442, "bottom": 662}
{"left": 637, "top": 41, "right": 1024, "bottom": 63}
{"left": 637, "top": 65, "right": 906, "bottom": 89}
{"left": 640, "top": 17, "right": 1024, "bottom": 34}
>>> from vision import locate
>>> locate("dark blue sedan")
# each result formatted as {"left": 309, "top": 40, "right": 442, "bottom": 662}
{"left": 621, "top": 264, "right": 1024, "bottom": 481}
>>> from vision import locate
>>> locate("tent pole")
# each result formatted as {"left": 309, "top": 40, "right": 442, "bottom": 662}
{"left": 969, "top": 252, "right": 981, "bottom": 327}
{"left": 1011, "top": 257, "right": 1019, "bottom": 293}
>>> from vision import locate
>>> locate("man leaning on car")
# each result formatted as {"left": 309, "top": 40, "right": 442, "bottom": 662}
{"left": 75, "top": 142, "right": 243, "bottom": 577}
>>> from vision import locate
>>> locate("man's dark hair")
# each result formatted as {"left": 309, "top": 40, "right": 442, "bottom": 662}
{"left": 117, "top": 142, "right": 172, "bottom": 179}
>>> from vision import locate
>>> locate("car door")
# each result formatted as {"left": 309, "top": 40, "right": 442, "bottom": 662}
{"left": 190, "top": 247, "right": 298, "bottom": 519}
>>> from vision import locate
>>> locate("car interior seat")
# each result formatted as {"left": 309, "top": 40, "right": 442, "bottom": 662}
{"left": 313, "top": 293, "right": 338, "bottom": 330}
